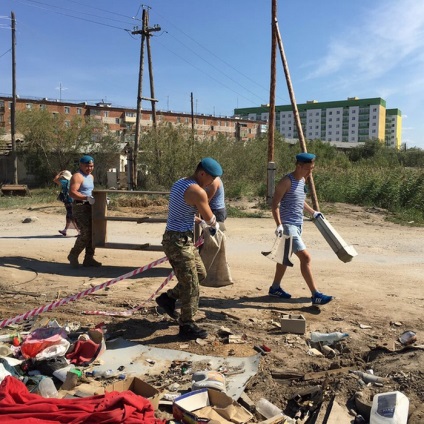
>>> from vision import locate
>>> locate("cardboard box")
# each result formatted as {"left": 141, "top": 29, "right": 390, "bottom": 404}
{"left": 281, "top": 314, "right": 306, "bottom": 334}
{"left": 104, "top": 377, "right": 160, "bottom": 409}
{"left": 173, "top": 388, "right": 253, "bottom": 424}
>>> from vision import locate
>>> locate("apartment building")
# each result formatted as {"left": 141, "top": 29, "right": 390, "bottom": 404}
{"left": 234, "top": 97, "right": 402, "bottom": 149}
{"left": 0, "top": 96, "right": 265, "bottom": 150}
{"left": 385, "top": 109, "right": 402, "bottom": 148}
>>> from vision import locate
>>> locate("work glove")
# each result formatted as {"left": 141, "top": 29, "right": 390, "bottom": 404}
{"left": 313, "top": 211, "right": 324, "bottom": 219}
{"left": 275, "top": 224, "right": 284, "bottom": 238}
{"left": 87, "top": 195, "right": 95, "bottom": 205}
{"left": 209, "top": 221, "right": 220, "bottom": 236}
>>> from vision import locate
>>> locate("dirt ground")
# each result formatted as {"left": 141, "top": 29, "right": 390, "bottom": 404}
{"left": 0, "top": 201, "right": 423, "bottom": 423}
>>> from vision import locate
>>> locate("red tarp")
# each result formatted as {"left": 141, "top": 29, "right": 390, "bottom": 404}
{"left": 0, "top": 376, "right": 166, "bottom": 424}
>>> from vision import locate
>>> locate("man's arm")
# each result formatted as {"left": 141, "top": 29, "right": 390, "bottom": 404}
{"left": 185, "top": 185, "right": 214, "bottom": 223}
{"left": 205, "top": 178, "right": 220, "bottom": 201}
{"left": 271, "top": 176, "right": 291, "bottom": 226}
{"left": 69, "top": 173, "right": 85, "bottom": 201}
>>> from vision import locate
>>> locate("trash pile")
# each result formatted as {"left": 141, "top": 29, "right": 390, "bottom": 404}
{"left": 0, "top": 314, "right": 421, "bottom": 424}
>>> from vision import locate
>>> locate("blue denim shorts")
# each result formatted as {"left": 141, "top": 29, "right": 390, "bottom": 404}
{"left": 283, "top": 224, "right": 306, "bottom": 253}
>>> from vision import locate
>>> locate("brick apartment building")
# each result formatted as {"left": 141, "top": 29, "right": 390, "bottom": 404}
{"left": 0, "top": 96, "right": 266, "bottom": 154}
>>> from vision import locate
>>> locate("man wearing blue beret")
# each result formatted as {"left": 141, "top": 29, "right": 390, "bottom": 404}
{"left": 156, "top": 157, "right": 222, "bottom": 339}
{"left": 269, "top": 152, "right": 333, "bottom": 305}
{"left": 67, "top": 155, "right": 101, "bottom": 268}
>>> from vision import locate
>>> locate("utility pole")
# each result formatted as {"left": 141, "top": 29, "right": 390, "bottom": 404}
{"left": 131, "top": 7, "right": 160, "bottom": 189}
{"left": 56, "top": 82, "right": 67, "bottom": 102}
{"left": 267, "top": 0, "right": 277, "bottom": 205}
{"left": 11, "top": 11, "right": 18, "bottom": 185}
{"left": 274, "top": 17, "right": 320, "bottom": 211}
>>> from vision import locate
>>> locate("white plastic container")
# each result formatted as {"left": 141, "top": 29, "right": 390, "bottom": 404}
{"left": 38, "top": 377, "right": 59, "bottom": 398}
{"left": 370, "top": 391, "right": 409, "bottom": 424}
{"left": 191, "top": 371, "right": 226, "bottom": 392}
{"left": 310, "top": 331, "right": 349, "bottom": 345}
{"left": 256, "top": 398, "right": 284, "bottom": 419}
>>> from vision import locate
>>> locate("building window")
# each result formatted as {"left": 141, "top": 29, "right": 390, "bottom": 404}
{"left": 352, "top": 117, "right": 356, "bottom": 120}
{"left": 39, "top": 104, "right": 46, "bottom": 110}
{"left": 351, "top": 130, "right": 355, "bottom": 134}
{"left": 336, "top": 117, "right": 340, "bottom": 121}
{"left": 77, "top": 108, "right": 82, "bottom": 115}
{"left": 115, "top": 118, "right": 120, "bottom": 124}
{"left": 372, "top": 129, "right": 376, "bottom": 133}
{"left": 316, "top": 112, "right": 319, "bottom": 116}
{"left": 8, "top": 102, "right": 12, "bottom": 110}
{"left": 104, "top": 111, "right": 109, "bottom": 117}
{"left": 336, "top": 111, "right": 340, "bottom": 114}
{"left": 352, "top": 124, "right": 355, "bottom": 127}
{"left": 64, "top": 106, "right": 70, "bottom": 114}
{"left": 329, "top": 111, "right": 332, "bottom": 115}
{"left": 329, "top": 125, "right": 332, "bottom": 128}
{"left": 26, "top": 103, "right": 32, "bottom": 109}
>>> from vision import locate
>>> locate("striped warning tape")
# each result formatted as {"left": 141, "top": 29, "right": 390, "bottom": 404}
{"left": 82, "top": 270, "right": 175, "bottom": 317}
{"left": 82, "top": 237, "right": 205, "bottom": 317}
{"left": 0, "top": 254, "right": 169, "bottom": 329}
{"left": 0, "top": 237, "right": 205, "bottom": 328}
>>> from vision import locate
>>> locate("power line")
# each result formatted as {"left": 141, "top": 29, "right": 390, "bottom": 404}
{"left": 14, "top": 0, "right": 134, "bottom": 31}
{"left": 0, "top": 49, "right": 12, "bottom": 59}
{"left": 152, "top": 8, "right": 287, "bottom": 104}
{"left": 155, "top": 38, "right": 262, "bottom": 107}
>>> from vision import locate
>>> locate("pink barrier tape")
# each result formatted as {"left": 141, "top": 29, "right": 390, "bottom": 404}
{"left": 0, "top": 255, "right": 170, "bottom": 329}
{"left": 82, "top": 237, "right": 205, "bottom": 317}
{"left": 82, "top": 270, "right": 175, "bottom": 317}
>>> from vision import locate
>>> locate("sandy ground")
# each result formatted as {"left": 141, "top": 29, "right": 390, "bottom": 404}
{"left": 0, "top": 202, "right": 423, "bottom": 422}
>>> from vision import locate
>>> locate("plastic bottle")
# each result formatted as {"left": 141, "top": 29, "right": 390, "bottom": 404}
{"left": 310, "top": 331, "right": 349, "bottom": 345}
{"left": 352, "top": 371, "right": 386, "bottom": 385}
{"left": 38, "top": 377, "right": 59, "bottom": 398}
{"left": 369, "top": 391, "right": 409, "bottom": 424}
{"left": 256, "top": 398, "right": 284, "bottom": 419}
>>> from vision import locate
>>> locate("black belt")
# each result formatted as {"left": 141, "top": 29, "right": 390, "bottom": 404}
{"left": 74, "top": 200, "right": 89, "bottom": 204}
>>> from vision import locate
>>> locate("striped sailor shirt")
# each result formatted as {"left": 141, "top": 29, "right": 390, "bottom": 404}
{"left": 166, "top": 178, "right": 197, "bottom": 232}
{"left": 279, "top": 173, "right": 306, "bottom": 226}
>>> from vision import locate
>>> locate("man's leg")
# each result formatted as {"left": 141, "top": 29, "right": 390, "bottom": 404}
{"left": 268, "top": 263, "right": 291, "bottom": 298}
{"left": 296, "top": 249, "right": 317, "bottom": 293}
{"left": 297, "top": 249, "right": 333, "bottom": 305}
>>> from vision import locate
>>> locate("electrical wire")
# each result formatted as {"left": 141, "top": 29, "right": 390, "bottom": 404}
{"left": 0, "top": 49, "right": 12, "bottom": 59}
{"left": 14, "top": 0, "right": 134, "bottom": 31}
{"left": 155, "top": 38, "right": 261, "bottom": 107}
{"left": 151, "top": 8, "right": 287, "bottom": 104}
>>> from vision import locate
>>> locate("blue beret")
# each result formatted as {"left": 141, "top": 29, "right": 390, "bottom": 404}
{"left": 80, "top": 155, "right": 94, "bottom": 164}
{"left": 296, "top": 153, "right": 316, "bottom": 163}
{"left": 200, "top": 157, "right": 223, "bottom": 177}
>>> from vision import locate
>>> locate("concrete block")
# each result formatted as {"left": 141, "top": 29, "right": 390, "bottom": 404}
{"left": 280, "top": 314, "right": 306, "bottom": 334}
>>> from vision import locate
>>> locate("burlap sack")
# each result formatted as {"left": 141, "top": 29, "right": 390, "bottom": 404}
{"left": 200, "top": 229, "right": 233, "bottom": 287}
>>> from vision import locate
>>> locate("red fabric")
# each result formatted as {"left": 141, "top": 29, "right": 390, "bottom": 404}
{"left": 0, "top": 376, "right": 165, "bottom": 424}
{"left": 66, "top": 339, "right": 99, "bottom": 365}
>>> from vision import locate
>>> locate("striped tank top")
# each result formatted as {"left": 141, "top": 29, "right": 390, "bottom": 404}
{"left": 166, "top": 178, "right": 197, "bottom": 232}
{"left": 279, "top": 173, "right": 305, "bottom": 226}
{"left": 77, "top": 170, "right": 94, "bottom": 197}
{"left": 208, "top": 178, "right": 225, "bottom": 210}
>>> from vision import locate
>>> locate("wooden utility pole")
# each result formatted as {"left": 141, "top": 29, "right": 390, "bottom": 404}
{"left": 131, "top": 7, "right": 160, "bottom": 189}
{"left": 11, "top": 11, "right": 18, "bottom": 184}
{"left": 274, "top": 19, "right": 319, "bottom": 210}
{"left": 266, "top": 0, "right": 277, "bottom": 205}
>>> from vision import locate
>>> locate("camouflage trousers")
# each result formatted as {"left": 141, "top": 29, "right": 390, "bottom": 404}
{"left": 70, "top": 203, "right": 94, "bottom": 258}
{"left": 162, "top": 230, "right": 206, "bottom": 324}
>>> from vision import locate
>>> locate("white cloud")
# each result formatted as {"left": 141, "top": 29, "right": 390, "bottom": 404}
{"left": 307, "top": 1, "right": 424, "bottom": 81}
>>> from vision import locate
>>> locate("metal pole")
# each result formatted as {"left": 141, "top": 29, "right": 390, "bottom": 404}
{"left": 11, "top": 12, "right": 18, "bottom": 184}
{"left": 275, "top": 18, "right": 320, "bottom": 211}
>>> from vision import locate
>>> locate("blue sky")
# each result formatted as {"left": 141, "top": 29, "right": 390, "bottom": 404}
{"left": 1, "top": 0, "right": 424, "bottom": 149}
